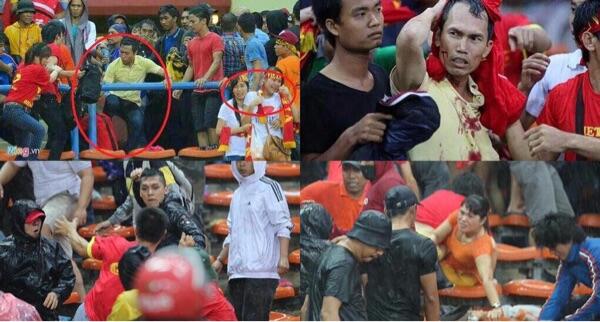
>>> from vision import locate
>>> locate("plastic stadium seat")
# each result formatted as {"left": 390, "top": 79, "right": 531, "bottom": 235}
{"left": 129, "top": 148, "right": 176, "bottom": 159}
{"left": 178, "top": 147, "right": 225, "bottom": 159}
{"left": 275, "top": 283, "right": 296, "bottom": 300}
{"left": 211, "top": 219, "right": 229, "bottom": 237}
{"left": 496, "top": 243, "right": 540, "bottom": 263}
{"left": 289, "top": 249, "right": 300, "bottom": 265}
{"left": 37, "top": 150, "right": 75, "bottom": 160}
{"left": 438, "top": 284, "right": 503, "bottom": 299}
{"left": 78, "top": 223, "right": 135, "bottom": 239}
{"left": 488, "top": 213, "right": 502, "bottom": 229}
{"left": 80, "top": 149, "right": 127, "bottom": 160}
{"left": 504, "top": 279, "right": 592, "bottom": 299}
{"left": 92, "top": 166, "right": 107, "bottom": 183}
{"left": 266, "top": 163, "right": 300, "bottom": 177}
{"left": 64, "top": 292, "right": 81, "bottom": 305}
{"left": 82, "top": 258, "right": 102, "bottom": 270}
{"left": 501, "top": 213, "right": 530, "bottom": 228}
{"left": 269, "top": 312, "right": 301, "bottom": 321}
{"left": 92, "top": 195, "right": 117, "bottom": 211}
{"left": 578, "top": 213, "right": 600, "bottom": 229}
{"left": 204, "top": 190, "right": 301, "bottom": 206}
{"left": 291, "top": 216, "right": 300, "bottom": 234}
{"left": 205, "top": 164, "right": 234, "bottom": 180}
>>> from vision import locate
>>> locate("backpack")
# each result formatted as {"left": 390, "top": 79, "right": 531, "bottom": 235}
{"left": 77, "top": 63, "right": 102, "bottom": 104}
{"left": 81, "top": 112, "right": 119, "bottom": 150}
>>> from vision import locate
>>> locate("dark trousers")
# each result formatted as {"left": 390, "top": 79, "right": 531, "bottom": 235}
{"left": 228, "top": 278, "right": 278, "bottom": 321}
{"left": 34, "top": 94, "right": 69, "bottom": 159}
{"left": 104, "top": 94, "right": 146, "bottom": 151}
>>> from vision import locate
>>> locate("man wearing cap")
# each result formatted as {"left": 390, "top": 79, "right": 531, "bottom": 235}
{"left": 307, "top": 210, "right": 391, "bottom": 320}
{"left": 363, "top": 186, "right": 440, "bottom": 321}
{"left": 275, "top": 29, "right": 300, "bottom": 110}
{"left": 301, "top": 161, "right": 368, "bottom": 237}
{"left": 0, "top": 199, "right": 75, "bottom": 321}
{"left": 3, "top": 0, "right": 64, "bottom": 29}
{"left": 4, "top": 0, "right": 42, "bottom": 62}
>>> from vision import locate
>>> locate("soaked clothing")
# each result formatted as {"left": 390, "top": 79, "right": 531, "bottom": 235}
{"left": 300, "top": 203, "right": 333, "bottom": 296}
{"left": 307, "top": 245, "right": 367, "bottom": 321}
{"left": 391, "top": 71, "right": 499, "bottom": 160}
{"left": 0, "top": 200, "right": 75, "bottom": 321}
{"left": 363, "top": 229, "right": 437, "bottom": 320}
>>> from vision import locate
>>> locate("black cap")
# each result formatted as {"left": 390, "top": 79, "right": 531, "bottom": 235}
{"left": 385, "top": 185, "right": 419, "bottom": 214}
{"left": 341, "top": 161, "right": 361, "bottom": 169}
{"left": 198, "top": 3, "right": 218, "bottom": 14}
{"left": 15, "top": 0, "right": 35, "bottom": 15}
{"left": 347, "top": 210, "right": 391, "bottom": 249}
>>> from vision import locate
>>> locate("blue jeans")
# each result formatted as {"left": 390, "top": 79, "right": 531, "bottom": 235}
{"left": 104, "top": 94, "right": 146, "bottom": 151}
{"left": 2, "top": 103, "right": 45, "bottom": 160}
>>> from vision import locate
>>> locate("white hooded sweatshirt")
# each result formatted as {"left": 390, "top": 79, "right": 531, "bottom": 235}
{"left": 225, "top": 161, "right": 292, "bottom": 279}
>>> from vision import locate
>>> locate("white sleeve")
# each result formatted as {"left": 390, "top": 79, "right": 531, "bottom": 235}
{"left": 85, "top": 22, "right": 97, "bottom": 50}
{"left": 243, "top": 91, "right": 257, "bottom": 109}
{"left": 11, "top": 161, "right": 26, "bottom": 167}
{"left": 524, "top": 75, "right": 549, "bottom": 118}
{"left": 263, "top": 180, "right": 292, "bottom": 239}
{"left": 223, "top": 206, "right": 232, "bottom": 246}
{"left": 217, "top": 102, "right": 230, "bottom": 121}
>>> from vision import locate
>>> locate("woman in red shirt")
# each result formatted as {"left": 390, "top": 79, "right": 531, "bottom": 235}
{"left": 432, "top": 194, "right": 502, "bottom": 319}
{"left": 2, "top": 42, "right": 61, "bottom": 159}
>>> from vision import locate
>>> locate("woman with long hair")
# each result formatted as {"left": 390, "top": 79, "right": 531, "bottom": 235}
{"left": 216, "top": 76, "right": 251, "bottom": 161}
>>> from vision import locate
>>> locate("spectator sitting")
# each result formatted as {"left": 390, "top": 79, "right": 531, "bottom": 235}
{"left": 0, "top": 33, "right": 17, "bottom": 104}
{"left": 107, "top": 23, "right": 126, "bottom": 63}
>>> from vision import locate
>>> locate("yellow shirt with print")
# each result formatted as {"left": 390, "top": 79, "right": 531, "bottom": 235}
{"left": 108, "top": 290, "right": 142, "bottom": 321}
{"left": 4, "top": 22, "right": 42, "bottom": 61}
{"left": 103, "top": 55, "right": 163, "bottom": 106}
{"left": 390, "top": 68, "right": 499, "bottom": 161}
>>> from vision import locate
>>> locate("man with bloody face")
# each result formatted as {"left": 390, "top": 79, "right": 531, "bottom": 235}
{"left": 392, "top": 0, "right": 532, "bottom": 160}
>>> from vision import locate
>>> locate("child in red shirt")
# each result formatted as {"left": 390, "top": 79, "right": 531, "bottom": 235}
{"left": 2, "top": 42, "right": 60, "bottom": 159}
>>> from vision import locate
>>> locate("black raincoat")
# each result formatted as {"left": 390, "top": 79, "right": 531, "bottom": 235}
{"left": 299, "top": 203, "right": 333, "bottom": 296}
{"left": 0, "top": 200, "right": 75, "bottom": 321}
{"left": 350, "top": 92, "right": 441, "bottom": 160}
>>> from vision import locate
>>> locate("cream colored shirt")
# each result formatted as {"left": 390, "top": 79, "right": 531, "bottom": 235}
{"left": 104, "top": 55, "right": 163, "bottom": 106}
{"left": 390, "top": 68, "right": 499, "bottom": 160}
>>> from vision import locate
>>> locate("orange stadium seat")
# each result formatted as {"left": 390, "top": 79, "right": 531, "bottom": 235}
{"left": 92, "top": 195, "right": 117, "bottom": 211}
{"left": 92, "top": 166, "right": 107, "bottom": 183}
{"left": 178, "top": 147, "right": 225, "bottom": 159}
{"left": 487, "top": 213, "right": 502, "bottom": 229}
{"left": 501, "top": 213, "right": 530, "bottom": 228}
{"left": 578, "top": 213, "right": 600, "bottom": 229}
{"left": 496, "top": 243, "right": 540, "bottom": 263}
{"left": 210, "top": 219, "right": 229, "bottom": 237}
{"left": 37, "top": 150, "right": 75, "bottom": 160}
{"left": 289, "top": 249, "right": 300, "bottom": 265}
{"left": 266, "top": 163, "right": 300, "bottom": 177}
{"left": 504, "top": 279, "right": 592, "bottom": 300}
{"left": 80, "top": 149, "right": 127, "bottom": 160}
{"left": 78, "top": 223, "right": 135, "bottom": 240}
{"left": 129, "top": 148, "right": 176, "bottom": 159}
{"left": 274, "top": 285, "right": 296, "bottom": 300}
{"left": 205, "top": 163, "right": 234, "bottom": 180}
{"left": 63, "top": 292, "right": 81, "bottom": 305}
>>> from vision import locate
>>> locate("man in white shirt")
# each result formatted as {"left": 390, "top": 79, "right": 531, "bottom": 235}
{"left": 211, "top": 161, "right": 292, "bottom": 321}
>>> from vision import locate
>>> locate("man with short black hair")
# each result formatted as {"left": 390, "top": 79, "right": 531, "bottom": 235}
{"left": 533, "top": 213, "right": 600, "bottom": 320}
{"left": 238, "top": 12, "right": 268, "bottom": 91}
{"left": 221, "top": 12, "right": 245, "bottom": 78}
{"left": 364, "top": 186, "right": 440, "bottom": 320}
{"left": 307, "top": 210, "right": 391, "bottom": 320}
{"left": 181, "top": 7, "right": 191, "bottom": 31}
{"left": 103, "top": 38, "right": 165, "bottom": 151}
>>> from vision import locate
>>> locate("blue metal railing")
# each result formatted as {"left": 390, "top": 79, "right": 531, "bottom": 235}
{"left": 0, "top": 81, "right": 221, "bottom": 158}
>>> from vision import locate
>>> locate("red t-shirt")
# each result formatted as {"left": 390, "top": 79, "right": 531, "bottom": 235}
{"left": 201, "top": 282, "right": 238, "bottom": 320}
{"left": 5, "top": 64, "right": 49, "bottom": 108}
{"left": 187, "top": 32, "right": 224, "bottom": 93}
{"left": 495, "top": 14, "right": 531, "bottom": 87}
{"left": 362, "top": 165, "right": 406, "bottom": 213}
{"left": 84, "top": 236, "right": 137, "bottom": 321}
{"left": 537, "top": 72, "right": 600, "bottom": 161}
{"left": 416, "top": 189, "right": 465, "bottom": 228}
{"left": 3, "top": 0, "right": 63, "bottom": 27}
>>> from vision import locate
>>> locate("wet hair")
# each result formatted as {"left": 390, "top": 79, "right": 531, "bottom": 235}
{"left": 312, "top": 0, "right": 343, "bottom": 47}
{"left": 140, "top": 167, "right": 166, "bottom": 186}
{"left": 461, "top": 194, "right": 489, "bottom": 219}
{"left": 221, "top": 13, "right": 238, "bottom": 32}
{"left": 119, "top": 245, "right": 151, "bottom": 290}
{"left": 440, "top": 0, "right": 494, "bottom": 41}
{"left": 41, "top": 20, "right": 66, "bottom": 44}
{"left": 532, "top": 213, "right": 586, "bottom": 249}
{"left": 24, "top": 43, "right": 51, "bottom": 65}
{"left": 189, "top": 5, "right": 211, "bottom": 25}
{"left": 120, "top": 38, "right": 139, "bottom": 53}
{"left": 450, "top": 172, "right": 485, "bottom": 197}
{"left": 158, "top": 4, "right": 180, "bottom": 20}
{"left": 238, "top": 12, "right": 256, "bottom": 33}
{"left": 135, "top": 207, "right": 168, "bottom": 243}
{"left": 573, "top": 0, "right": 600, "bottom": 63}
{"left": 253, "top": 12, "right": 264, "bottom": 29}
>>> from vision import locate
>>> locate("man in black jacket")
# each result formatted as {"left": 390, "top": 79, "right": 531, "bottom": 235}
{"left": 0, "top": 199, "right": 75, "bottom": 320}
{"left": 138, "top": 168, "right": 206, "bottom": 249}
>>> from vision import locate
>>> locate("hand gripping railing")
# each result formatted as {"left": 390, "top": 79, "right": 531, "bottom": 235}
{"left": 0, "top": 81, "right": 221, "bottom": 158}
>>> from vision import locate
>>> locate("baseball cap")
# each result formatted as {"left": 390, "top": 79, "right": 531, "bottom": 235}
{"left": 341, "top": 161, "right": 361, "bottom": 169}
{"left": 385, "top": 185, "right": 419, "bottom": 214}
{"left": 276, "top": 30, "right": 299, "bottom": 46}
{"left": 24, "top": 209, "right": 45, "bottom": 224}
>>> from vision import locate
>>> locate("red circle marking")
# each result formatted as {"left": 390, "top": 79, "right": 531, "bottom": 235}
{"left": 219, "top": 68, "right": 297, "bottom": 117}
{"left": 70, "top": 32, "right": 172, "bottom": 159}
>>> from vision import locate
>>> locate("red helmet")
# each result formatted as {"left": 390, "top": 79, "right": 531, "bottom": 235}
{"left": 135, "top": 247, "right": 209, "bottom": 320}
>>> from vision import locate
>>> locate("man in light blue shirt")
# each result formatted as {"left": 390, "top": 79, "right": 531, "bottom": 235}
{"left": 238, "top": 12, "right": 268, "bottom": 91}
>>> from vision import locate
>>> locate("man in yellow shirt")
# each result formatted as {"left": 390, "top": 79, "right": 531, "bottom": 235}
{"left": 103, "top": 38, "right": 165, "bottom": 151}
{"left": 4, "top": 0, "right": 41, "bottom": 62}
